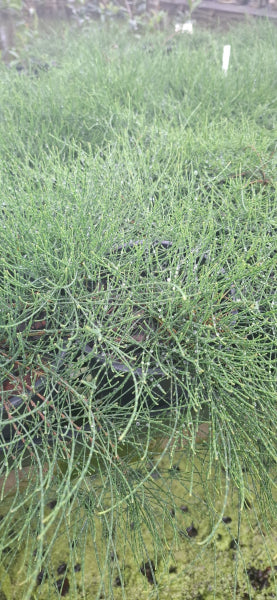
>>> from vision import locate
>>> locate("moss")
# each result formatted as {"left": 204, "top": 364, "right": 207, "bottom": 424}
{"left": 1, "top": 450, "right": 277, "bottom": 599}
{"left": 0, "top": 565, "right": 13, "bottom": 600}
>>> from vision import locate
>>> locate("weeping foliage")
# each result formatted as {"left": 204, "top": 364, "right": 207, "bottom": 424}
{"left": 0, "top": 21, "right": 277, "bottom": 599}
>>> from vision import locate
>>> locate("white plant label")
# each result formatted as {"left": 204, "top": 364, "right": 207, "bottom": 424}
{"left": 175, "top": 21, "right": 193, "bottom": 34}
{"left": 222, "top": 44, "right": 231, "bottom": 74}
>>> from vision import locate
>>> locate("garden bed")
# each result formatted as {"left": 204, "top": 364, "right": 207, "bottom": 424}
{"left": 0, "top": 20, "right": 276, "bottom": 600}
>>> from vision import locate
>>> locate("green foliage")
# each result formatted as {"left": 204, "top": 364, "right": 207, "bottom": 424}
{"left": 0, "top": 0, "right": 22, "bottom": 9}
{"left": 0, "top": 21, "right": 277, "bottom": 599}
{"left": 186, "top": 0, "right": 202, "bottom": 18}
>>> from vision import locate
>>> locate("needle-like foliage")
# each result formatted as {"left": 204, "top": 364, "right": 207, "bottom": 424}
{"left": 0, "top": 20, "right": 276, "bottom": 599}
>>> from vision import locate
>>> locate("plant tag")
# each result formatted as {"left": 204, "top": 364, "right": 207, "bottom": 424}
{"left": 175, "top": 21, "right": 193, "bottom": 34}
{"left": 222, "top": 44, "right": 231, "bottom": 74}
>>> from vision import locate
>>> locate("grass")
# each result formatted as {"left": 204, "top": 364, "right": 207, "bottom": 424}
{"left": 0, "top": 18, "right": 277, "bottom": 599}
